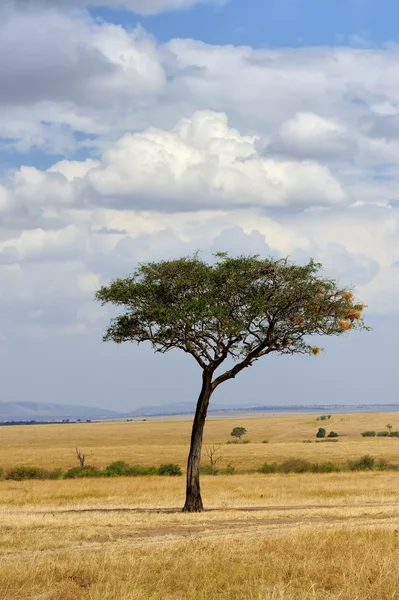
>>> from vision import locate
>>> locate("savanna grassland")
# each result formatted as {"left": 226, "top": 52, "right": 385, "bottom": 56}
{"left": 1, "top": 412, "right": 399, "bottom": 599}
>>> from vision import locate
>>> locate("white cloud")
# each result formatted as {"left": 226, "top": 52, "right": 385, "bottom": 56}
{"left": 269, "top": 112, "right": 355, "bottom": 159}
{"left": 86, "top": 110, "right": 346, "bottom": 209}
{"left": 0, "top": 5, "right": 398, "bottom": 348}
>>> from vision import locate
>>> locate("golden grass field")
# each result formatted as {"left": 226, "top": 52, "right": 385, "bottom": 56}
{"left": 2, "top": 411, "right": 399, "bottom": 599}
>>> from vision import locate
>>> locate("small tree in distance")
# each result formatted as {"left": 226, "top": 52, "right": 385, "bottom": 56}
{"left": 95, "top": 253, "right": 368, "bottom": 512}
{"left": 317, "top": 428, "right": 327, "bottom": 438}
{"left": 231, "top": 427, "right": 247, "bottom": 441}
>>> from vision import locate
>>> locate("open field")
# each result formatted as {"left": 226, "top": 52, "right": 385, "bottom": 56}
{"left": 2, "top": 411, "right": 399, "bottom": 470}
{"left": 2, "top": 412, "right": 399, "bottom": 598}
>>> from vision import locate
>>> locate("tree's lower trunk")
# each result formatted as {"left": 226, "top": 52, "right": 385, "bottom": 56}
{"left": 182, "top": 370, "right": 213, "bottom": 512}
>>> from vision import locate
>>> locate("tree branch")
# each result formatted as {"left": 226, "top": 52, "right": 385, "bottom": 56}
{"left": 211, "top": 323, "right": 275, "bottom": 391}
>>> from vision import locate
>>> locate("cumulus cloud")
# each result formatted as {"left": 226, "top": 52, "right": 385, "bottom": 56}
{"left": 269, "top": 112, "right": 356, "bottom": 159}
{"left": 0, "top": 5, "right": 398, "bottom": 352}
{"left": 85, "top": 111, "right": 346, "bottom": 210}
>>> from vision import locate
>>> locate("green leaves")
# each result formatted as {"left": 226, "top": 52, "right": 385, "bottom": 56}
{"left": 96, "top": 253, "right": 368, "bottom": 372}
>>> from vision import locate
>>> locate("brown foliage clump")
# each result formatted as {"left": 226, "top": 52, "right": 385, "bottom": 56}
{"left": 337, "top": 320, "right": 353, "bottom": 331}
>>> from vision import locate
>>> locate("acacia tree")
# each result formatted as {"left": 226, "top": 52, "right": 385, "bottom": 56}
{"left": 95, "top": 253, "right": 367, "bottom": 512}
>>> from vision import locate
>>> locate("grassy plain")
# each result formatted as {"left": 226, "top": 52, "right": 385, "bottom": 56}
{"left": 1, "top": 412, "right": 399, "bottom": 599}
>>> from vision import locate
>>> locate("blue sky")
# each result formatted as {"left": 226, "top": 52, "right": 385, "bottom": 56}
{"left": 92, "top": 0, "right": 397, "bottom": 48}
{"left": 0, "top": 0, "right": 398, "bottom": 411}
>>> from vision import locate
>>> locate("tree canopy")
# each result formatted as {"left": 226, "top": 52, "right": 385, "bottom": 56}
{"left": 96, "top": 253, "right": 366, "bottom": 376}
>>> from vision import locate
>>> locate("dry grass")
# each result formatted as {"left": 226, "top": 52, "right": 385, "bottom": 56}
{"left": 1, "top": 411, "right": 399, "bottom": 470}
{"left": 2, "top": 413, "right": 399, "bottom": 598}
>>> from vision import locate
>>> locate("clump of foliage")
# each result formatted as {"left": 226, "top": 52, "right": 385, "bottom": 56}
{"left": 158, "top": 464, "right": 182, "bottom": 476}
{"left": 316, "top": 427, "right": 326, "bottom": 438}
{"left": 311, "top": 462, "right": 341, "bottom": 473}
{"left": 64, "top": 466, "right": 103, "bottom": 479}
{"left": 361, "top": 431, "right": 376, "bottom": 437}
{"left": 258, "top": 462, "right": 278, "bottom": 474}
{"left": 262, "top": 440, "right": 269, "bottom": 444}
{"left": 348, "top": 455, "right": 375, "bottom": 471}
{"left": 5, "top": 466, "right": 63, "bottom": 481}
{"left": 328, "top": 431, "right": 339, "bottom": 438}
{"left": 222, "top": 463, "right": 235, "bottom": 475}
{"left": 231, "top": 427, "right": 247, "bottom": 441}
{"left": 278, "top": 459, "right": 312, "bottom": 474}
{"left": 103, "top": 461, "right": 158, "bottom": 477}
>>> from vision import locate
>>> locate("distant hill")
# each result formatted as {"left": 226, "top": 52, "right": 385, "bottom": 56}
{"left": 127, "top": 402, "right": 399, "bottom": 417}
{"left": 0, "top": 402, "right": 120, "bottom": 421}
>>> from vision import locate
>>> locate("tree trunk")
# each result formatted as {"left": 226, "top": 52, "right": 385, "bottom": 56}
{"left": 182, "top": 370, "right": 213, "bottom": 512}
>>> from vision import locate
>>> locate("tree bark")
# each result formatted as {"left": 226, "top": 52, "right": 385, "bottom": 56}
{"left": 182, "top": 370, "right": 213, "bottom": 512}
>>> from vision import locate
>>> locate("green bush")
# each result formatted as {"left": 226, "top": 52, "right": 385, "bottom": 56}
{"left": 262, "top": 440, "right": 269, "bottom": 444}
{"left": 361, "top": 431, "right": 376, "bottom": 437}
{"left": 242, "top": 439, "right": 250, "bottom": 444}
{"left": 377, "top": 431, "right": 389, "bottom": 437}
{"left": 158, "top": 464, "right": 182, "bottom": 476}
{"left": 258, "top": 462, "right": 278, "bottom": 474}
{"left": 103, "top": 460, "right": 131, "bottom": 476}
{"left": 311, "top": 462, "right": 341, "bottom": 473}
{"left": 226, "top": 440, "right": 240, "bottom": 445}
{"left": 200, "top": 464, "right": 218, "bottom": 475}
{"left": 278, "top": 459, "right": 312, "bottom": 474}
{"left": 222, "top": 463, "right": 235, "bottom": 475}
{"left": 64, "top": 466, "right": 103, "bottom": 479}
{"left": 315, "top": 438, "right": 339, "bottom": 443}
{"left": 348, "top": 455, "right": 375, "bottom": 471}
{"left": 5, "top": 466, "right": 62, "bottom": 481}
{"left": 102, "top": 461, "right": 158, "bottom": 477}
{"left": 390, "top": 431, "right": 399, "bottom": 437}
{"left": 328, "top": 431, "right": 339, "bottom": 438}
{"left": 316, "top": 427, "right": 326, "bottom": 439}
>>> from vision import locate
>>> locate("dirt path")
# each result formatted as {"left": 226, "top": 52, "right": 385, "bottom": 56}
{"left": 2, "top": 502, "right": 399, "bottom": 561}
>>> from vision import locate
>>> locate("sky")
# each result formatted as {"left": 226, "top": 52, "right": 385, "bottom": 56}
{"left": 1, "top": 0, "right": 399, "bottom": 412}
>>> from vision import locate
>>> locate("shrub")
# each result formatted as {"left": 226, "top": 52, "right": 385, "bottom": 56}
{"left": 64, "top": 466, "right": 103, "bottom": 479}
{"left": 390, "top": 431, "right": 399, "bottom": 437}
{"left": 222, "top": 463, "right": 235, "bottom": 475}
{"left": 316, "top": 427, "right": 326, "bottom": 438}
{"left": 47, "top": 469, "right": 64, "bottom": 480}
{"left": 315, "top": 438, "right": 339, "bottom": 443}
{"left": 376, "top": 458, "right": 389, "bottom": 471}
{"left": 278, "top": 459, "right": 312, "bottom": 474}
{"left": 303, "top": 440, "right": 313, "bottom": 443}
{"left": 328, "top": 431, "right": 339, "bottom": 438}
{"left": 103, "top": 460, "right": 131, "bottom": 476}
{"left": 5, "top": 466, "right": 62, "bottom": 481}
{"left": 102, "top": 462, "right": 158, "bottom": 477}
{"left": 348, "top": 455, "right": 375, "bottom": 471}
{"left": 262, "top": 440, "right": 269, "bottom": 444}
{"left": 158, "top": 464, "right": 182, "bottom": 476}
{"left": 226, "top": 439, "right": 240, "bottom": 444}
{"left": 377, "top": 431, "right": 389, "bottom": 437}
{"left": 311, "top": 462, "right": 341, "bottom": 473}
{"left": 242, "top": 439, "right": 250, "bottom": 444}
{"left": 200, "top": 464, "right": 218, "bottom": 475}
{"left": 258, "top": 462, "right": 278, "bottom": 474}
{"left": 128, "top": 465, "right": 159, "bottom": 476}
{"left": 361, "top": 431, "right": 376, "bottom": 437}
